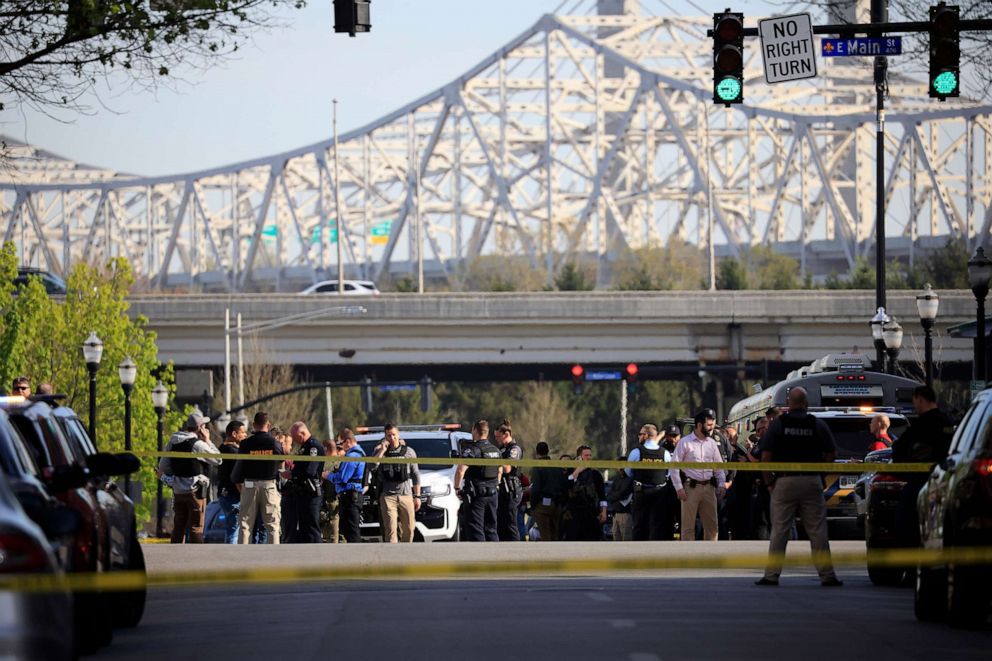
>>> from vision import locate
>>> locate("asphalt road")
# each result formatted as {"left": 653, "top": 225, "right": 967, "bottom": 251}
{"left": 94, "top": 542, "right": 990, "bottom": 660}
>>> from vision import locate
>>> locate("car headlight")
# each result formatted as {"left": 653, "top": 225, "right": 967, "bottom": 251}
{"left": 428, "top": 482, "right": 452, "bottom": 497}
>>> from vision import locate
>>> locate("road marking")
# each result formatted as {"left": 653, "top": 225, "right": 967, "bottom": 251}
{"left": 586, "top": 591, "right": 613, "bottom": 602}
{"left": 609, "top": 619, "right": 635, "bottom": 629}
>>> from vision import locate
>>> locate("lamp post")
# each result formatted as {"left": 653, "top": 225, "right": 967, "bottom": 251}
{"left": 882, "top": 317, "right": 904, "bottom": 376}
{"left": 869, "top": 307, "right": 890, "bottom": 372}
{"left": 118, "top": 357, "right": 136, "bottom": 497}
{"left": 968, "top": 246, "right": 992, "bottom": 385}
{"left": 151, "top": 381, "right": 169, "bottom": 538}
{"left": 82, "top": 332, "right": 103, "bottom": 443}
{"left": 916, "top": 283, "right": 940, "bottom": 388}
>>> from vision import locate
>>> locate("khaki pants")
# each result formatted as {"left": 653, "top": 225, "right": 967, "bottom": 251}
{"left": 321, "top": 491, "right": 341, "bottom": 543}
{"left": 238, "top": 480, "right": 281, "bottom": 544}
{"left": 531, "top": 503, "right": 560, "bottom": 542}
{"left": 762, "top": 475, "right": 837, "bottom": 581}
{"left": 379, "top": 493, "right": 415, "bottom": 543}
{"left": 612, "top": 512, "right": 633, "bottom": 541}
{"left": 680, "top": 483, "right": 718, "bottom": 541}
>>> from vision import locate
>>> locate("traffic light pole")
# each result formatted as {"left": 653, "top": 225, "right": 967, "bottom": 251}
{"left": 872, "top": 0, "right": 888, "bottom": 327}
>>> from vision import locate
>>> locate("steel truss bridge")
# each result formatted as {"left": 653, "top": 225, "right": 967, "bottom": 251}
{"left": 2, "top": 0, "right": 991, "bottom": 291}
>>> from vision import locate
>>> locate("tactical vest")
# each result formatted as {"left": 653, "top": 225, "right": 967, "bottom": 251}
{"left": 379, "top": 444, "right": 411, "bottom": 483}
{"left": 466, "top": 440, "right": 500, "bottom": 483}
{"left": 501, "top": 441, "right": 520, "bottom": 478}
{"left": 630, "top": 444, "right": 668, "bottom": 485}
{"left": 781, "top": 413, "right": 817, "bottom": 445}
{"left": 170, "top": 436, "right": 202, "bottom": 478}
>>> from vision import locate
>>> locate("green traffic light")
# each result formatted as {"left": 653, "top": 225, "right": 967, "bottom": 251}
{"left": 932, "top": 71, "right": 958, "bottom": 97}
{"left": 716, "top": 77, "right": 742, "bottom": 102}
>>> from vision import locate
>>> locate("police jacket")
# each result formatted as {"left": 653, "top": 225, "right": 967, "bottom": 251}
{"left": 232, "top": 431, "right": 283, "bottom": 482}
{"left": 291, "top": 436, "right": 325, "bottom": 482}
{"left": 463, "top": 439, "right": 501, "bottom": 484}
{"left": 500, "top": 441, "right": 523, "bottom": 480}
{"left": 891, "top": 407, "right": 954, "bottom": 483}
{"left": 627, "top": 442, "right": 670, "bottom": 485}
{"left": 762, "top": 411, "right": 836, "bottom": 475}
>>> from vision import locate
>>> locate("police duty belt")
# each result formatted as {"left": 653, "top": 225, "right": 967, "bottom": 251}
{"left": 137, "top": 451, "right": 933, "bottom": 474}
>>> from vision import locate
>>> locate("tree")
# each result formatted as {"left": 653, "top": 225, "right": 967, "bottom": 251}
{"left": 0, "top": 248, "right": 184, "bottom": 524}
{"left": 555, "top": 261, "right": 595, "bottom": 291}
{"left": 716, "top": 257, "right": 748, "bottom": 290}
{"left": 749, "top": 245, "right": 800, "bottom": 290}
{"left": 612, "top": 240, "right": 706, "bottom": 291}
{"left": 0, "top": 1, "right": 306, "bottom": 116}
{"left": 918, "top": 237, "right": 970, "bottom": 289}
{"left": 463, "top": 255, "right": 547, "bottom": 292}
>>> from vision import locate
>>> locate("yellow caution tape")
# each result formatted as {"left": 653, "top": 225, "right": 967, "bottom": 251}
{"left": 135, "top": 450, "right": 932, "bottom": 473}
{"left": 1, "top": 546, "right": 990, "bottom": 593}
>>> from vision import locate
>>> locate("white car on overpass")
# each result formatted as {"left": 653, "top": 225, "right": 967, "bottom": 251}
{"left": 299, "top": 279, "right": 380, "bottom": 295}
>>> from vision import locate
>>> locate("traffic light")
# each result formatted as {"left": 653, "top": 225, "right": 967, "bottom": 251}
{"left": 571, "top": 364, "right": 584, "bottom": 395}
{"left": 419, "top": 375, "right": 432, "bottom": 413}
{"left": 625, "top": 363, "right": 639, "bottom": 394}
{"left": 712, "top": 11, "right": 744, "bottom": 106}
{"left": 360, "top": 376, "right": 373, "bottom": 414}
{"left": 333, "top": 0, "right": 371, "bottom": 37}
{"left": 929, "top": 3, "right": 960, "bottom": 100}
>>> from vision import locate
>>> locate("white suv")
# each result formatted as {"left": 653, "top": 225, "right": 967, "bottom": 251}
{"left": 355, "top": 425, "right": 470, "bottom": 542}
{"left": 299, "top": 279, "right": 380, "bottom": 295}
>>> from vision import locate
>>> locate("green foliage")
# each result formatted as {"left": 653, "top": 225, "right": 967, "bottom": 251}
{"left": 0, "top": 249, "right": 182, "bottom": 524}
{"left": 748, "top": 245, "right": 799, "bottom": 290}
{"left": 917, "top": 237, "right": 970, "bottom": 289}
{"left": 392, "top": 276, "right": 418, "bottom": 293}
{"left": 825, "top": 256, "right": 914, "bottom": 290}
{"left": 612, "top": 240, "right": 706, "bottom": 291}
{"left": 463, "top": 255, "right": 547, "bottom": 292}
{"left": 716, "top": 257, "right": 748, "bottom": 290}
{"left": 555, "top": 261, "right": 595, "bottom": 291}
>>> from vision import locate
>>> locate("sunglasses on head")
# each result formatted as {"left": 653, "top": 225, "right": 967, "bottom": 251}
{"left": 13, "top": 385, "right": 28, "bottom": 392}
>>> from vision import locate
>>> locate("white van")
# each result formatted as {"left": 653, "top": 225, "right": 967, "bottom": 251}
{"left": 355, "top": 425, "right": 469, "bottom": 542}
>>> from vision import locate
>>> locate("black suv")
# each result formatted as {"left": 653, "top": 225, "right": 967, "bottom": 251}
{"left": 914, "top": 389, "right": 992, "bottom": 628}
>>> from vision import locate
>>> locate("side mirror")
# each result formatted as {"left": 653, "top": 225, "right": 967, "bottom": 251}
{"left": 44, "top": 464, "right": 89, "bottom": 492}
{"left": 112, "top": 452, "right": 141, "bottom": 476}
{"left": 39, "top": 504, "right": 81, "bottom": 538}
{"left": 85, "top": 452, "right": 116, "bottom": 476}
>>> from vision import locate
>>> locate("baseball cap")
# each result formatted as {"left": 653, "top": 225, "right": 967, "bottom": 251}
{"left": 665, "top": 424, "right": 681, "bottom": 436}
{"left": 693, "top": 409, "right": 716, "bottom": 425}
{"left": 184, "top": 411, "right": 210, "bottom": 431}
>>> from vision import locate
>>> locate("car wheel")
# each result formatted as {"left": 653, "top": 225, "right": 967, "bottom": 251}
{"left": 914, "top": 565, "right": 946, "bottom": 622}
{"left": 113, "top": 533, "right": 147, "bottom": 628}
{"left": 867, "top": 564, "right": 904, "bottom": 586}
{"left": 946, "top": 563, "right": 991, "bottom": 629}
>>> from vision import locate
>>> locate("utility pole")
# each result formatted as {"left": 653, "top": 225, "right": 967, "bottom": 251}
{"left": 333, "top": 99, "right": 345, "bottom": 295}
{"left": 872, "top": 0, "right": 888, "bottom": 327}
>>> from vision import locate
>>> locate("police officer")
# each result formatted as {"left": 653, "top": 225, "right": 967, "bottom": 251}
{"left": 626, "top": 424, "right": 672, "bottom": 540}
{"left": 455, "top": 419, "right": 501, "bottom": 541}
{"left": 495, "top": 419, "right": 523, "bottom": 541}
{"left": 231, "top": 412, "right": 283, "bottom": 544}
{"left": 755, "top": 387, "right": 842, "bottom": 586}
{"left": 282, "top": 421, "right": 325, "bottom": 543}
{"left": 330, "top": 428, "right": 366, "bottom": 543}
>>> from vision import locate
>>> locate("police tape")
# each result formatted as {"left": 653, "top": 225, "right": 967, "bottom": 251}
{"left": 2, "top": 546, "right": 991, "bottom": 593}
{"left": 134, "top": 450, "right": 933, "bottom": 473}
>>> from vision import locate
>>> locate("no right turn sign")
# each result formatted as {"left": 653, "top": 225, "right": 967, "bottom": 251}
{"left": 758, "top": 13, "right": 817, "bottom": 84}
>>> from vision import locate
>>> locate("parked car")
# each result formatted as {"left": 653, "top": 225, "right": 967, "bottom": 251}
{"left": 0, "top": 470, "right": 75, "bottom": 661}
{"left": 13, "top": 267, "right": 67, "bottom": 295}
{"left": 915, "top": 388, "right": 992, "bottom": 628}
{"left": 50, "top": 404, "right": 146, "bottom": 628}
{"left": 299, "top": 279, "right": 380, "bottom": 295}
{"left": 853, "top": 447, "right": 908, "bottom": 585}
{"left": 355, "top": 424, "right": 468, "bottom": 542}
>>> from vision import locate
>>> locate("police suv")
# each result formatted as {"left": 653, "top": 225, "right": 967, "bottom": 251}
{"left": 355, "top": 424, "right": 469, "bottom": 542}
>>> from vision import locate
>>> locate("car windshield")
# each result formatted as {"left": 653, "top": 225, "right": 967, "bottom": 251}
{"left": 822, "top": 417, "right": 876, "bottom": 459}
{"left": 359, "top": 436, "right": 453, "bottom": 470}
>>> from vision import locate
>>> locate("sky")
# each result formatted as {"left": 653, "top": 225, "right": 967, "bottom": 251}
{"left": 0, "top": 0, "right": 781, "bottom": 177}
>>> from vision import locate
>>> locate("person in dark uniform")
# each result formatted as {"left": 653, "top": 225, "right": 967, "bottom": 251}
{"left": 529, "top": 442, "right": 566, "bottom": 541}
{"left": 626, "top": 424, "right": 672, "bottom": 540}
{"left": 659, "top": 424, "right": 682, "bottom": 539}
{"left": 216, "top": 419, "right": 247, "bottom": 544}
{"left": 562, "top": 445, "right": 607, "bottom": 541}
{"left": 891, "top": 385, "right": 954, "bottom": 548}
{"left": 495, "top": 419, "right": 523, "bottom": 541}
{"left": 282, "top": 421, "right": 325, "bottom": 543}
{"left": 755, "top": 387, "right": 842, "bottom": 586}
{"left": 454, "top": 419, "right": 501, "bottom": 541}
{"left": 231, "top": 412, "right": 283, "bottom": 544}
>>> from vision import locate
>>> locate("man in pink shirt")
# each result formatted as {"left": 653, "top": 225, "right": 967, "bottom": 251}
{"left": 669, "top": 409, "right": 726, "bottom": 541}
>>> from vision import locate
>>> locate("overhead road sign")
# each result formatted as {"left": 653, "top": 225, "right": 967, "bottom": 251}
{"left": 758, "top": 13, "right": 817, "bottom": 84}
{"left": 585, "top": 370, "right": 622, "bottom": 381}
{"left": 821, "top": 37, "right": 902, "bottom": 57}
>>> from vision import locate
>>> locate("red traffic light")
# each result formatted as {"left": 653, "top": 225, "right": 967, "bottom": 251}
{"left": 714, "top": 14, "right": 743, "bottom": 42}
{"left": 625, "top": 363, "right": 638, "bottom": 377}
{"left": 571, "top": 364, "right": 584, "bottom": 378}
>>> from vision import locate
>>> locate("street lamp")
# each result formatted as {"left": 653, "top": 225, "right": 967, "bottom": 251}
{"left": 151, "top": 381, "right": 169, "bottom": 538}
{"left": 882, "top": 317, "right": 904, "bottom": 376}
{"left": 967, "top": 246, "right": 992, "bottom": 385}
{"left": 118, "top": 357, "right": 136, "bottom": 497}
{"left": 916, "top": 283, "right": 940, "bottom": 388}
{"left": 869, "top": 307, "right": 890, "bottom": 372}
{"left": 82, "top": 332, "right": 103, "bottom": 443}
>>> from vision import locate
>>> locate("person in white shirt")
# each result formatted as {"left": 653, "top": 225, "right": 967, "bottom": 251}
{"left": 668, "top": 409, "right": 726, "bottom": 541}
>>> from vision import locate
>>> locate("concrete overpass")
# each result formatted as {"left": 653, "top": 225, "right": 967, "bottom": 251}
{"left": 130, "top": 290, "right": 977, "bottom": 382}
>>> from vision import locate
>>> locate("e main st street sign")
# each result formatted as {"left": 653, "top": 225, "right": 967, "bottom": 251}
{"left": 758, "top": 13, "right": 817, "bottom": 84}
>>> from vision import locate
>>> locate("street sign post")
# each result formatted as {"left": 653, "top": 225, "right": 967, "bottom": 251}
{"left": 821, "top": 37, "right": 902, "bottom": 57}
{"left": 758, "top": 13, "right": 816, "bottom": 84}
